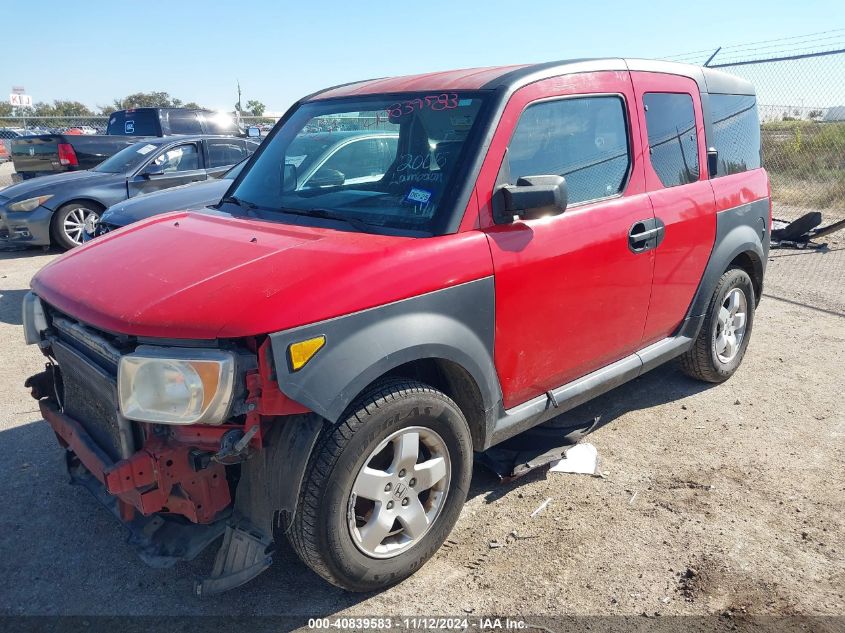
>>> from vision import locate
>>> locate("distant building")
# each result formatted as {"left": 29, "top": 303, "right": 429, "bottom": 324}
{"left": 823, "top": 106, "right": 845, "bottom": 122}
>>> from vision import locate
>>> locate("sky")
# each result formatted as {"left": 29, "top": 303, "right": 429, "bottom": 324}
{"left": 2, "top": 0, "right": 844, "bottom": 114}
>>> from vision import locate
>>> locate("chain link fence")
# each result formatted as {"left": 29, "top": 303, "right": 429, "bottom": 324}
{"left": 706, "top": 49, "right": 845, "bottom": 225}
{"left": 702, "top": 48, "right": 845, "bottom": 316}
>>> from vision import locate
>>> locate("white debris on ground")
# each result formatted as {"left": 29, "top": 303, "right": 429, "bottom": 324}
{"left": 548, "top": 442, "right": 600, "bottom": 476}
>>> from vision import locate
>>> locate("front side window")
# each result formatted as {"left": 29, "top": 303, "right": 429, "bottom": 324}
{"left": 506, "top": 96, "right": 630, "bottom": 205}
{"left": 710, "top": 94, "right": 761, "bottom": 176}
{"left": 153, "top": 143, "right": 200, "bottom": 172}
{"left": 93, "top": 142, "right": 161, "bottom": 173}
{"left": 228, "top": 92, "right": 489, "bottom": 233}
{"left": 310, "top": 137, "right": 399, "bottom": 185}
{"left": 643, "top": 92, "right": 700, "bottom": 187}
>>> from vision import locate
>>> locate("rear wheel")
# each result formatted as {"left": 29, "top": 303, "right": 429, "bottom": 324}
{"left": 51, "top": 202, "right": 102, "bottom": 249}
{"left": 288, "top": 379, "right": 472, "bottom": 591}
{"left": 680, "top": 268, "right": 756, "bottom": 383}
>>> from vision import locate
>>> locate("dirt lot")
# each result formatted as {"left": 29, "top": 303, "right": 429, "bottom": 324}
{"left": 0, "top": 161, "right": 14, "bottom": 190}
{"left": 0, "top": 219, "right": 842, "bottom": 623}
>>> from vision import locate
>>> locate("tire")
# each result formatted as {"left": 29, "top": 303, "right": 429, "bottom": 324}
{"left": 680, "top": 268, "right": 756, "bottom": 383}
{"left": 288, "top": 378, "right": 473, "bottom": 591}
{"left": 51, "top": 202, "right": 103, "bottom": 250}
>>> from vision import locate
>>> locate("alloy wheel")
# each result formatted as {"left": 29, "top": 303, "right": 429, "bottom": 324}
{"left": 348, "top": 426, "right": 451, "bottom": 559}
{"left": 63, "top": 207, "right": 98, "bottom": 245}
{"left": 715, "top": 287, "right": 748, "bottom": 363}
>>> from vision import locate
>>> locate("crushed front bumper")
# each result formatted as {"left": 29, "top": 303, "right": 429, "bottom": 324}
{"left": 39, "top": 398, "right": 231, "bottom": 566}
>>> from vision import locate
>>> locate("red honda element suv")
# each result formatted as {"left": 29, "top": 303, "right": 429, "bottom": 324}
{"left": 23, "top": 58, "right": 769, "bottom": 594}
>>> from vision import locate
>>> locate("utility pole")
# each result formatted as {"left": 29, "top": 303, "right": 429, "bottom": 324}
{"left": 236, "top": 80, "right": 242, "bottom": 122}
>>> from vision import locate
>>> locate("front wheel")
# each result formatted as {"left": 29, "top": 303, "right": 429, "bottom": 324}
{"left": 51, "top": 202, "right": 102, "bottom": 250}
{"left": 680, "top": 268, "right": 756, "bottom": 383}
{"left": 288, "top": 379, "right": 473, "bottom": 591}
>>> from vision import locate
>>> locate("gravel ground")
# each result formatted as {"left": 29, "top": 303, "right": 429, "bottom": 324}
{"left": 0, "top": 161, "right": 14, "bottom": 190}
{"left": 0, "top": 218, "right": 842, "bottom": 623}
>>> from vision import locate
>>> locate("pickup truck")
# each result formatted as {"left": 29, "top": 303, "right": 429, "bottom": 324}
{"left": 22, "top": 58, "right": 769, "bottom": 595}
{"left": 10, "top": 107, "right": 243, "bottom": 181}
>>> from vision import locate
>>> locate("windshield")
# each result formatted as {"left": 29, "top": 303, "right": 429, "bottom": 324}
{"left": 93, "top": 142, "right": 160, "bottom": 174}
{"left": 222, "top": 159, "right": 247, "bottom": 180}
{"left": 228, "top": 92, "right": 489, "bottom": 233}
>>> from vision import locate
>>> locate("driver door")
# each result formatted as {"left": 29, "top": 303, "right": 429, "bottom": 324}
{"left": 479, "top": 71, "right": 657, "bottom": 409}
{"left": 128, "top": 142, "right": 207, "bottom": 197}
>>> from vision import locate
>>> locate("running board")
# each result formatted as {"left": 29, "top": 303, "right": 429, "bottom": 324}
{"left": 487, "top": 325, "right": 698, "bottom": 448}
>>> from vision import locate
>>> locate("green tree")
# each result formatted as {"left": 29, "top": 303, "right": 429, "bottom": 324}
{"left": 246, "top": 99, "right": 266, "bottom": 117}
{"left": 114, "top": 91, "right": 179, "bottom": 109}
{"left": 42, "top": 100, "right": 94, "bottom": 116}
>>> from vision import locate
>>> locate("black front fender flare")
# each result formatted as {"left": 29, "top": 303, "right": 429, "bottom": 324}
{"left": 269, "top": 277, "right": 500, "bottom": 423}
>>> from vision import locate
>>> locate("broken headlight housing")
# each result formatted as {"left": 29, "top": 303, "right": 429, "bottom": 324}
{"left": 22, "top": 292, "right": 49, "bottom": 345}
{"left": 118, "top": 347, "right": 236, "bottom": 425}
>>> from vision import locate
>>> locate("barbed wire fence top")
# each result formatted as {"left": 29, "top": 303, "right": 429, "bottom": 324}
{"left": 666, "top": 29, "right": 845, "bottom": 315}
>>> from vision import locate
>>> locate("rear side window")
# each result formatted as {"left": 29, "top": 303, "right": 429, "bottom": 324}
{"left": 710, "top": 94, "right": 761, "bottom": 176}
{"left": 643, "top": 93, "right": 700, "bottom": 187}
{"left": 207, "top": 139, "right": 248, "bottom": 168}
{"left": 166, "top": 110, "right": 204, "bottom": 135}
{"left": 202, "top": 113, "right": 240, "bottom": 136}
{"left": 107, "top": 110, "right": 161, "bottom": 136}
{"left": 507, "top": 96, "right": 630, "bottom": 205}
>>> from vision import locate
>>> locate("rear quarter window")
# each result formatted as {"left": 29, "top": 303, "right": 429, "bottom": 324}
{"left": 710, "top": 94, "right": 761, "bottom": 176}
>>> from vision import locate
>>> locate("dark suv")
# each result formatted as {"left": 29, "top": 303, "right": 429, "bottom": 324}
{"left": 23, "top": 58, "right": 769, "bottom": 594}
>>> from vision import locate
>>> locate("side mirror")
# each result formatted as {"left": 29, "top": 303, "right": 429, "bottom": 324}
{"left": 143, "top": 165, "right": 165, "bottom": 178}
{"left": 307, "top": 167, "right": 345, "bottom": 188}
{"left": 493, "top": 175, "right": 567, "bottom": 224}
{"left": 707, "top": 147, "right": 719, "bottom": 177}
{"left": 247, "top": 126, "right": 261, "bottom": 138}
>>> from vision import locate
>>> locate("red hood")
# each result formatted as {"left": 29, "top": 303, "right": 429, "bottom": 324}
{"left": 32, "top": 212, "right": 492, "bottom": 339}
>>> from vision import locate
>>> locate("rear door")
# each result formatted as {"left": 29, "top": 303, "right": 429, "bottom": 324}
{"left": 630, "top": 72, "right": 717, "bottom": 345}
{"left": 479, "top": 71, "right": 657, "bottom": 409}
{"left": 127, "top": 141, "right": 207, "bottom": 197}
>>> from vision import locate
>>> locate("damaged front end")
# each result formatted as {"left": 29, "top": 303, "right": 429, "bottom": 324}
{"left": 23, "top": 292, "right": 322, "bottom": 595}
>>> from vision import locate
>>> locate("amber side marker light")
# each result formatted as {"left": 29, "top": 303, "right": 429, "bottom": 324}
{"left": 289, "top": 335, "right": 326, "bottom": 371}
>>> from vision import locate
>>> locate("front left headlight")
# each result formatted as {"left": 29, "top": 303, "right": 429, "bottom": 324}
{"left": 118, "top": 347, "right": 236, "bottom": 425}
{"left": 22, "top": 292, "right": 48, "bottom": 345}
{"left": 8, "top": 195, "right": 53, "bottom": 212}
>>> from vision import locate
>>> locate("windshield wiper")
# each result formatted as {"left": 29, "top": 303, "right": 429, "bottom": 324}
{"left": 278, "top": 207, "right": 378, "bottom": 233}
{"left": 219, "top": 195, "right": 258, "bottom": 212}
